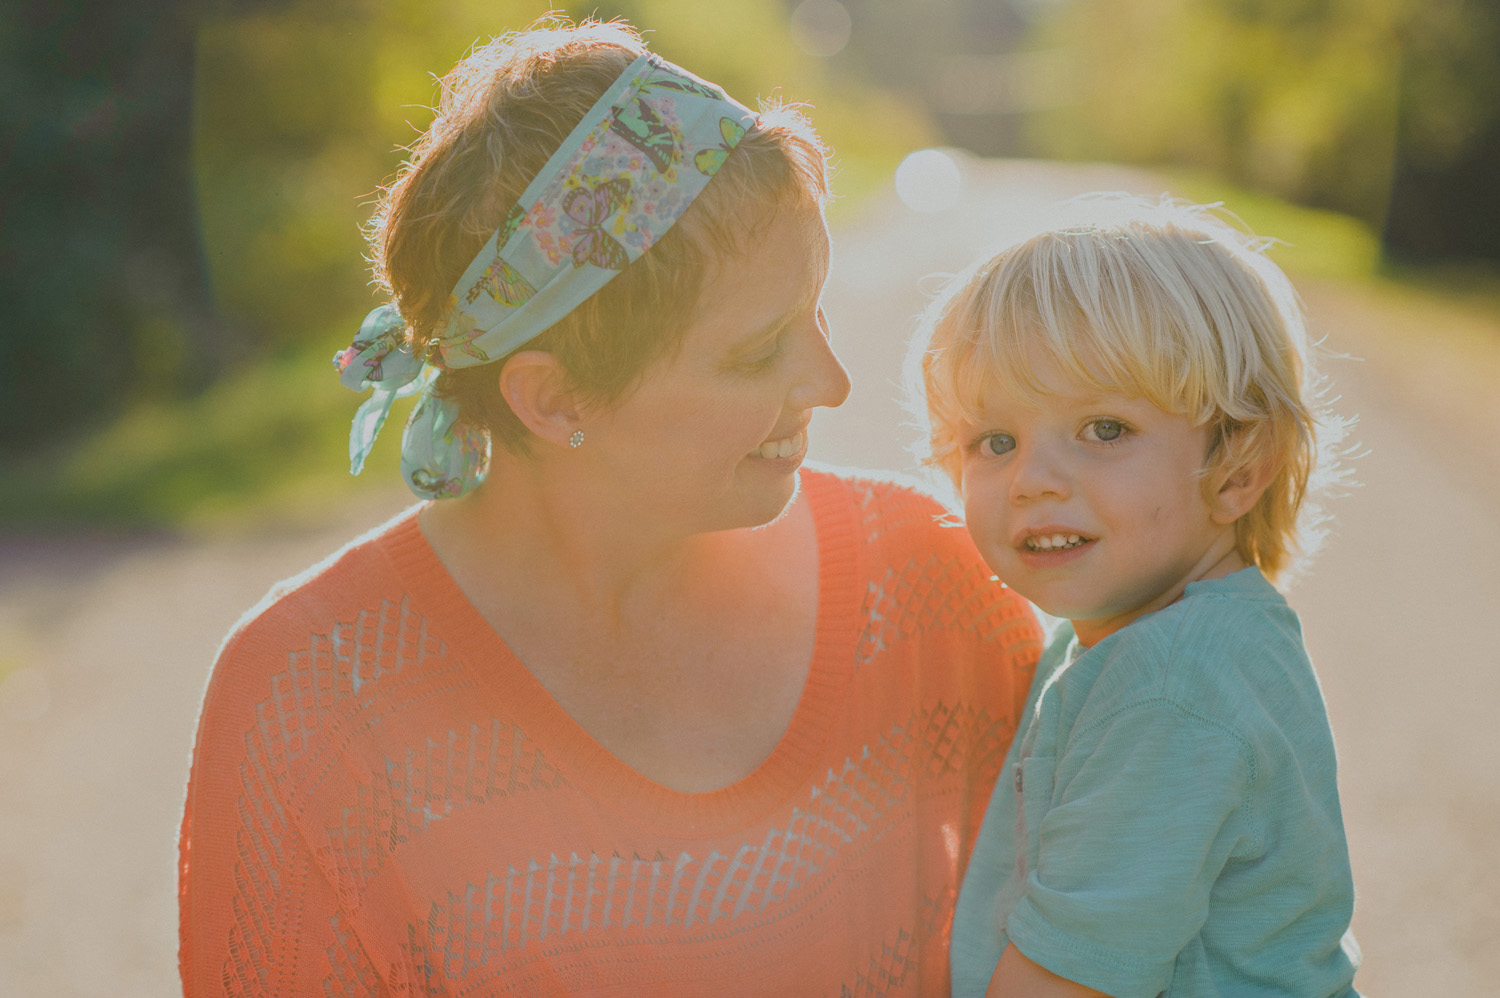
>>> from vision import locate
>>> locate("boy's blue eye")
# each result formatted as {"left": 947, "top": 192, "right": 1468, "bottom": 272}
{"left": 1088, "top": 419, "right": 1126, "bottom": 442}
{"left": 979, "top": 432, "right": 1016, "bottom": 456}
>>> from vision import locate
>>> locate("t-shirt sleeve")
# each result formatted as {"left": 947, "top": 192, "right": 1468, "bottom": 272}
{"left": 1005, "top": 699, "right": 1256, "bottom": 998}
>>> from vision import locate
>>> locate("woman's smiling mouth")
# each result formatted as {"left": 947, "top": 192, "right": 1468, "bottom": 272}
{"left": 751, "top": 429, "right": 806, "bottom": 460}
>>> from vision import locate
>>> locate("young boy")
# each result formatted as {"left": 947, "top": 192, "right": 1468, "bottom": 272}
{"left": 910, "top": 196, "right": 1361, "bottom": 998}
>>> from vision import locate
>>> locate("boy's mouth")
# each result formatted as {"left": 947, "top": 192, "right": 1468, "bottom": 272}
{"left": 1022, "top": 532, "right": 1091, "bottom": 552}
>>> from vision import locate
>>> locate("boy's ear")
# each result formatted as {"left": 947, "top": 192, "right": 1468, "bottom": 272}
{"left": 496, "top": 350, "right": 583, "bottom": 448}
{"left": 1210, "top": 454, "right": 1276, "bottom": 525}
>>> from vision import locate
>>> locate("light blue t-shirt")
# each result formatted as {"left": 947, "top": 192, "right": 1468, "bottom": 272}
{"left": 951, "top": 568, "right": 1361, "bottom": 998}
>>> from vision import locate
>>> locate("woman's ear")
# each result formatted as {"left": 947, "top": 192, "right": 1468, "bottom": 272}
{"left": 496, "top": 351, "right": 582, "bottom": 448}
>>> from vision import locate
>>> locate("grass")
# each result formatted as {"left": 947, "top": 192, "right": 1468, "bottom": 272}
{"left": 0, "top": 338, "right": 412, "bottom": 534}
{"left": 1161, "top": 167, "right": 1384, "bottom": 283}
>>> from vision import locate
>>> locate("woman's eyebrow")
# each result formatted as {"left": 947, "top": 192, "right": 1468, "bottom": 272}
{"left": 734, "top": 281, "right": 823, "bottom": 350}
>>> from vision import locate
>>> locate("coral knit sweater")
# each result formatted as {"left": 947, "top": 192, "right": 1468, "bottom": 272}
{"left": 178, "top": 468, "right": 1040, "bottom": 996}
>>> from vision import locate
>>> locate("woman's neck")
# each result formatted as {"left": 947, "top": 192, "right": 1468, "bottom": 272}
{"left": 418, "top": 456, "right": 745, "bottom": 627}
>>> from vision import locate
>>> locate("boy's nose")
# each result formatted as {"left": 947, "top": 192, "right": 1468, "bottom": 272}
{"left": 1008, "top": 443, "right": 1070, "bottom": 503}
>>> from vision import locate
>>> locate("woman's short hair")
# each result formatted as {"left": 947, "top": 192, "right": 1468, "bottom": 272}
{"left": 908, "top": 194, "right": 1348, "bottom": 583}
{"left": 369, "top": 17, "right": 829, "bottom": 454}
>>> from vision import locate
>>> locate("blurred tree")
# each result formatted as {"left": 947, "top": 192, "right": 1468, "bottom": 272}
{"left": 1007, "top": 0, "right": 1500, "bottom": 263}
{"left": 5, "top": 0, "right": 934, "bottom": 457}
{"left": 190, "top": 0, "right": 546, "bottom": 357}
{"left": 0, "top": 0, "right": 230, "bottom": 453}
{"left": 1016, "top": 0, "right": 1405, "bottom": 225}
{"left": 1382, "top": 0, "right": 1500, "bottom": 262}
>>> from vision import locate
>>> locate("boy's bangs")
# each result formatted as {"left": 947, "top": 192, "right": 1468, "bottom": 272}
{"left": 958, "top": 240, "right": 1217, "bottom": 422}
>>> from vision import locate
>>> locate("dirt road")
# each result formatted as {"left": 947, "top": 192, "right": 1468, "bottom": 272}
{"left": 3, "top": 161, "right": 1495, "bottom": 995}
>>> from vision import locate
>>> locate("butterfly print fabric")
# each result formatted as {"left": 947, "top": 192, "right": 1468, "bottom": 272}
{"left": 337, "top": 53, "right": 758, "bottom": 500}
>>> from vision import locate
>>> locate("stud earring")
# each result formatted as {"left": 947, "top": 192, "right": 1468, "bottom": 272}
{"left": 569, "top": 429, "right": 584, "bottom": 449}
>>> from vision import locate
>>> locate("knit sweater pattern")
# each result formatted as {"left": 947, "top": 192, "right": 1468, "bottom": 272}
{"left": 178, "top": 468, "right": 1041, "bottom": 996}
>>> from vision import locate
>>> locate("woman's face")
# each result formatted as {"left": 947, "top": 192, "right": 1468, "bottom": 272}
{"left": 584, "top": 201, "right": 851, "bottom": 535}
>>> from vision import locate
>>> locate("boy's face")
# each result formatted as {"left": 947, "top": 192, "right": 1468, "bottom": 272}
{"left": 957, "top": 349, "right": 1243, "bottom": 646}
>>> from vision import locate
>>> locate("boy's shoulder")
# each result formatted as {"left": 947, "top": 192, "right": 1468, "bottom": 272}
{"left": 1163, "top": 566, "right": 1307, "bottom": 676}
{"left": 1130, "top": 566, "right": 1298, "bottom": 655}
{"left": 1082, "top": 568, "right": 1317, "bottom": 731}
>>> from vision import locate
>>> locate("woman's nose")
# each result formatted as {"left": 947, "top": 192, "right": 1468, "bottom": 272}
{"left": 789, "top": 308, "right": 851, "bottom": 411}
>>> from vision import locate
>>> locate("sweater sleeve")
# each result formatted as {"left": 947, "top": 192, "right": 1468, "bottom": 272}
{"left": 178, "top": 635, "right": 389, "bottom": 997}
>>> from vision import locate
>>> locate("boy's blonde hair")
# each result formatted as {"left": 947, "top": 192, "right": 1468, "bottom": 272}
{"left": 369, "top": 17, "right": 830, "bottom": 455}
{"left": 908, "top": 195, "right": 1346, "bottom": 583}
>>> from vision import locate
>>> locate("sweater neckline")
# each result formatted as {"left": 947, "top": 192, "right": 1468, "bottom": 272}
{"left": 378, "top": 469, "right": 860, "bottom": 836}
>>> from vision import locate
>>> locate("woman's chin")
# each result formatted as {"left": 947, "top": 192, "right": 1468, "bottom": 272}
{"left": 725, "top": 466, "right": 803, "bottom": 533}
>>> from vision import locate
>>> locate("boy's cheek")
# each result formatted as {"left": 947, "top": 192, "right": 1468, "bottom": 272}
{"left": 961, "top": 503, "right": 1011, "bottom": 576}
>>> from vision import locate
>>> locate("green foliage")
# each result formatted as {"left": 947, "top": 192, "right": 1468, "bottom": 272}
{"left": 0, "top": 342, "right": 379, "bottom": 530}
{"left": 1, "top": 0, "right": 220, "bottom": 450}
{"left": 192, "top": 0, "right": 934, "bottom": 355}
{"left": 1162, "top": 169, "right": 1382, "bottom": 282}
{"left": 1017, "top": 0, "right": 1499, "bottom": 229}
{"left": 1392, "top": 0, "right": 1500, "bottom": 172}
{"left": 192, "top": 0, "right": 552, "bottom": 351}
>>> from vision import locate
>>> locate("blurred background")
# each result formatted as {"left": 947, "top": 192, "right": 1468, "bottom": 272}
{"left": 3, "top": 0, "right": 1498, "bottom": 523}
{"left": 2, "top": 0, "right": 1498, "bottom": 994}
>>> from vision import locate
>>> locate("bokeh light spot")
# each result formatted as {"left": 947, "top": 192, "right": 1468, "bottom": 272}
{"left": 790, "top": 0, "right": 853, "bottom": 58}
{"left": 895, "top": 149, "right": 964, "bottom": 213}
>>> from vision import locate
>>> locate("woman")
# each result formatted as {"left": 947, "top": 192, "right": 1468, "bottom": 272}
{"left": 178, "top": 19, "right": 1040, "bottom": 995}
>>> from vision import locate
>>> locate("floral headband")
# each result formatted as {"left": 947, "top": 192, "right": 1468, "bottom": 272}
{"left": 334, "top": 53, "right": 758, "bottom": 499}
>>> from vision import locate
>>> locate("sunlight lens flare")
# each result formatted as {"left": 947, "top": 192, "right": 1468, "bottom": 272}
{"left": 895, "top": 149, "right": 964, "bottom": 213}
{"left": 790, "top": 0, "right": 853, "bottom": 57}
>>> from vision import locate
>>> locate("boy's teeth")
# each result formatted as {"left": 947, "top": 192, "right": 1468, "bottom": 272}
{"left": 1028, "top": 533, "right": 1085, "bottom": 551}
{"left": 755, "top": 431, "right": 804, "bottom": 459}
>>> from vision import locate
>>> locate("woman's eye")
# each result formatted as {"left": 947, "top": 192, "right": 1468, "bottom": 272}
{"left": 978, "top": 432, "right": 1017, "bottom": 457}
{"left": 740, "top": 335, "right": 785, "bottom": 371}
{"left": 1086, "top": 418, "right": 1127, "bottom": 442}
